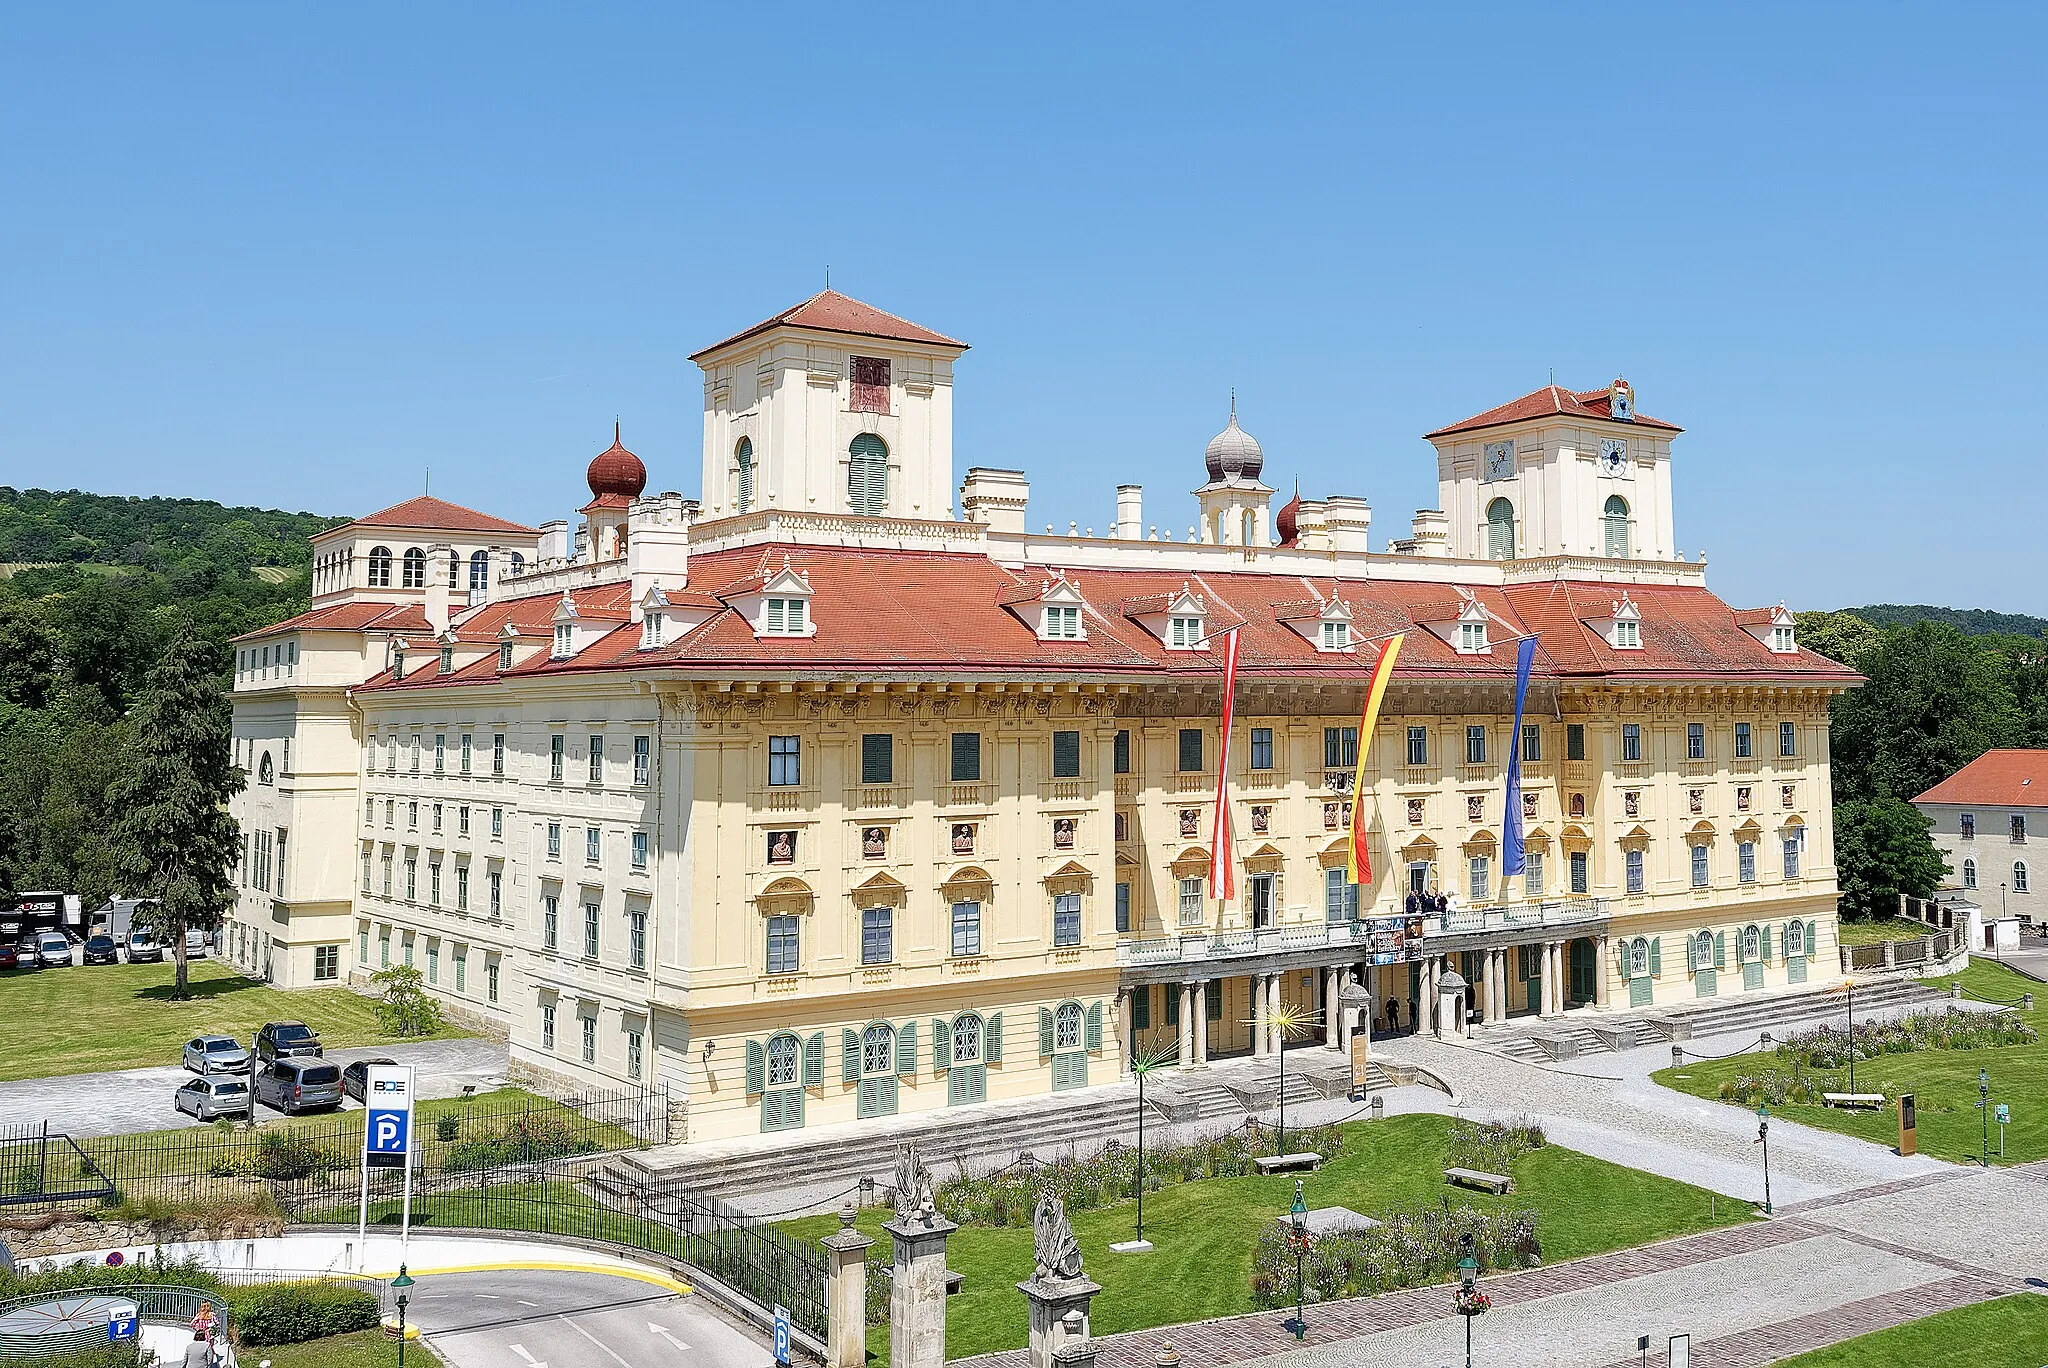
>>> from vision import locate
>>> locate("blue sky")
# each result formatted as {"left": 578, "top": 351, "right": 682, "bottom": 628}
{"left": 3, "top": 3, "right": 2040, "bottom": 613}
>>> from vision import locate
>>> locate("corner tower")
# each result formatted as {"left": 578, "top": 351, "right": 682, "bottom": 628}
{"left": 688, "top": 291, "right": 968, "bottom": 523}
{"left": 1424, "top": 379, "right": 1681, "bottom": 562}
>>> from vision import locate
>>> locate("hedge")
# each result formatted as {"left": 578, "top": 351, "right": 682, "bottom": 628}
{"left": 229, "top": 1282, "right": 381, "bottom": 1345}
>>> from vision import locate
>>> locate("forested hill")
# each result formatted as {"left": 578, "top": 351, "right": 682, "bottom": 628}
{"left": 1840, "top": 603, "right": 2048, "bottom": 638}
{"left": 0, "top": 486, "right": 341, "bottom": 574}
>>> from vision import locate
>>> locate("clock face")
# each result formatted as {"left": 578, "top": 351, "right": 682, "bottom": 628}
{"left": 1600, "top": 438, "right": 1628, "bottom": 475}
{"left": 1483, "top": 440, "right": 1515, "bottom": 481}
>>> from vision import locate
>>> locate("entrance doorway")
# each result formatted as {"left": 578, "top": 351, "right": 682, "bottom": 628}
{"left": 1568, "top": 939, "right": 1596, "bottom": 1004}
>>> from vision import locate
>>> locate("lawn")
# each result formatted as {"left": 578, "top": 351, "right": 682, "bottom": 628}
{"left": 0, "top": 959, "right": 466, "bottom": 1081}
{"left": 1653, "top": 961, "right": 2045, "bottom": 1164}
{"left": 241, "top": 1328, "right": 445, "bottom": 1368}
{"left": 780, "top": 1113, "right": 1751, "bottom": 1363}
{"left": 1773, "top": 1294, "right": 2048, "bottom": 1367}
{"left": 1836, "top": 917, "right": 1943, "bottom": 946}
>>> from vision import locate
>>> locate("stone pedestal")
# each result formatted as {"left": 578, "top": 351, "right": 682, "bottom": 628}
{"left": 1020, "top": 1273, "right": 1102, "bottom": 1368}
{"left": 820, "top": 1207, "right": 874, "bottom": 1368}
{"left": 887, "top": 1211, "right": 957, "bottom": 1368}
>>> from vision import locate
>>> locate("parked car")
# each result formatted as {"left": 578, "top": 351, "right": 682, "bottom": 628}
{"left": 174, "top": 1074, "right": 252, "bottom": 1121}
{"left": 125, "top": 928, "right": 163, "bottom": 963}
{"left": 11, "top": 938, "right": 39, "bottom": 970}
{"left": 81, "top": 934, "right": 120, "bottom": 966}
{"left": 254, "top": 1021, "right": 323, "bottom": 1065}
{"left": 182, "top": 1035, "right": 252, "bottom": 1074}
{"left": 35, "top": 933, "right": 72, "bottom": 968}
{"left": 253, "top": 1058, "right": 342, "bottom": 1115}
{"left": 184, "top": 928, "right": 209, "bottom": 959}
{"left": 341, "top": 1057, "right": 397, "bottom": 1104}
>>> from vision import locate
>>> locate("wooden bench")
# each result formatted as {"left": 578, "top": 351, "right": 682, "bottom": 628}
{"left": 1444, "top": 1167, "right": 1515, "bottom": 1195}
{"left": 1254, "top": 1152, "right": 1324, "bottom": 1175}
{"left": 1822, "top": 1092, "right": 1886, "bottom": 1110}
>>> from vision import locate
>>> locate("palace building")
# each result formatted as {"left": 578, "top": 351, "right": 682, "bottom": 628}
{"left": 226, "top": 290, "right": 1856, "bottom": 1142}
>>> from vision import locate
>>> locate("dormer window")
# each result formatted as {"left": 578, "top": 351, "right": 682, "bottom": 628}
{"left": 765, "top": 597, "right": 808, "bottom": 635}
{"left": 1615, "top": 619, "right": 1641, "bottom": 649}
{"left": 1045, "top": 605, "right": 1081, "bottom": 639}
{"left": 553, "top": 623, "right": 574, "bottom": 659}
{"left": 1458, "top": 621, "right": 1488, "bottom": 653}
{"left": 499, "top": 641, "right": 514, "bottom": 670}
{"left": 1771, "top": 624, "right": 1794, "bottom": 653}
{"left": 1321, "top": 620, "right": 1351, "bottom": 651}
{"left": 1170, "top": 616, "right": 1203, "bottom": 649}
{"left": 644, "top": 611, "right": 666, "bottom": 648}
{"left": 1737, "top": 603, "right": 1796, "bottom": 654}
{"left": 439, "top": 646, "right": 454, "bottom": 674}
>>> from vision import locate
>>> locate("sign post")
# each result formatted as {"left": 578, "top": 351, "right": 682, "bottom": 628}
{"left": 358, "top": 1063, "right": 418, "bottom": 1261}
{"left": 773, "top": 1303, "right": 791, "bottom": 1367}
{"left": 106, "top": 1302, "right": 138, "bottom": 1345}
{"left": 1997, "top": 1102, "right": 2010, "bottom": 1158}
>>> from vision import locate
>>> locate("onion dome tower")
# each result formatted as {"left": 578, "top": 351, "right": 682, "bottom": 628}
{"left": 1194, "top": 394, "right": 1274, "bottom": 547}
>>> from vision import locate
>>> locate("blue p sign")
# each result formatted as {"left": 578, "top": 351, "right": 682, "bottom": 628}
{"left": 773, "top": 1304, "right": 790, "bottom": 1366}
{"left": 367, "top": 1109, "right": 410, "bottom": 1155}
{"left": 107, "top": 1306, "right": 138, "bottom": 1342}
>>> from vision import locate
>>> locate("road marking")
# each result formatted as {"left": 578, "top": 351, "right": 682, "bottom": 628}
{"left": 648, "top": 1321, "right": 693, "bottom": 1351}
{"left": 518, "top": 1299, "right": 538, "bottom": 1307}
{"left": 353, "top": 1260, "right": 693, "bottom": 1297}
{"left": 560, "top": 1314, "right": 635, "bottom": 1368}
{"left": 510, "top": 1344, "right": 547, "bottom": 1368}
{"left": 475, "top": 1294, "right": 500, "bottom": 1300}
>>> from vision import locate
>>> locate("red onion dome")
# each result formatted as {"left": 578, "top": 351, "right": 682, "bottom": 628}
{"left": 1275, "top": 489, "right": 1301, "bottom": 546}
{"left": 587, "top": 423, "right": 647, "bottom": 499}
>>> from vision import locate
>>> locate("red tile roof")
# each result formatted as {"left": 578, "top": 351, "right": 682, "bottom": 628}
{"left": 321, "top": 495, "right": 540, "bottom": 538}
{"left": 1913, "top": 751, "right": 2048, "bottom": 809}
{"left": 235, "top": 601, "right": 431, "bottom": 641}
{"left": 688, "top": 290, "right": 966, "bottom": 360}
{"left": 1426, "top": 383, "right": 1681, "bottom": 439}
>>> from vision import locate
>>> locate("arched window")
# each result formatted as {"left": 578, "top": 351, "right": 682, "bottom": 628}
{"left": 257, "top": 752, "right": 274, "bottom": 785}
{"left": 1054, "top": 1001, "right": 1084, "bottom": 1051}
{"left": 1604, "top": 495, "right": 1631, "bottom": 558}
{"left": 861, "top": 1022, "right": 895, "bottom": 1075}
{"left": 736, "top": 438, "right": 754, "bottom": 513}
{"left": 1742, "top": 924, "right": 1761, "bottom": 961}
{"left": 469, "top": 550, "right": 490, "bottom": 591}
{"left": 447, "top": 550, "right": 460, "bottom": 588}
{"left": 1964, "top": 858, "right": 1978, "bottom": 889}
{"left": 848, "top": 434, "right": 889, "bottom": 515}
{"left": 368, "top": 546, "right": 393, "bottom": 588}
{"left": 951, "top": 1012, "right": 983, "bottom": 1065}
{"left": 508, "top": 552, "right": 526, "bottom": 576}
{"left": 1629, "top": 937, "right": 1649, "bottom": 975}
{"left": 1787, "top": 920, "right": 1806, "bottom": 955}
{"left": 1485, "top": 498, "right": 1516, "bottom": 560}
{"left": 2016, "top": 862, "right": 2031, "bottom": 894}
{"left": 765, "top": 1032, "right": 800, "bottom": 1088}
{"left": 1694, "top": 930, "right": 1713, "bottom": 969}
{"left": 401, "top": 547, "right": 426, "bottom": 589}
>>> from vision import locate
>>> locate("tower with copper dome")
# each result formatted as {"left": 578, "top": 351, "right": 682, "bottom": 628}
{"left": 581, "top": 423, "right": 648, "bottom": 561}
{"left": 1193, "top": 397, "right": 1275, "bottom": 547}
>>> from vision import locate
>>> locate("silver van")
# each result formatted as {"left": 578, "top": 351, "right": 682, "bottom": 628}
{"left": 254, "top": 1058, "right": 343, "bottom": 1115}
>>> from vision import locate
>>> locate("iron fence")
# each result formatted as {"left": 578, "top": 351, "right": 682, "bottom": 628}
{"left": 0, "top": 1124, "right": 116, "bottom": 1208}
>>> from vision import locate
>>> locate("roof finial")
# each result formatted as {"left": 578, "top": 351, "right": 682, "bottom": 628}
{"left": 825, "top": 264, "right": 831, "bottom": 291}
{"left": 424, "top": 465, "right": 430, "bottom": 496}
{"left": 1230, "top": 387, "right": 1236, "bottom": 420}
{"left": 614, "top": 420, "right": 621, "bottom": 445}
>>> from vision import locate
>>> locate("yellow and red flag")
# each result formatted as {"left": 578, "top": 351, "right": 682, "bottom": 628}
{"left": 1346, "top": 633, "right": 1405, "bottom": 885}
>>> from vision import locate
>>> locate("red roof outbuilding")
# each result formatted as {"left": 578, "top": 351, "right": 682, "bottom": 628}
{"left": 1913, "top": 751, "right": 2048, "bottom": 809}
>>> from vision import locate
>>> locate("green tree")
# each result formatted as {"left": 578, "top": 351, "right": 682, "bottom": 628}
{"left": 370, "top": 964, "right": 445, "bottom": 1037}
{"left": 109, "top": 633, "right": 244, "bottom": 998}
{"left": 1834, "top": 795, "right": 1950, "bottom": 920}
{"left": 0, "top": 600, "right": 60, "bottom": 710}
{"left": 1795, "top": 610, "right": 1881, "bottom": 673}
{"left": 1830, "top": 622, "right": 2022, "bottom": 803}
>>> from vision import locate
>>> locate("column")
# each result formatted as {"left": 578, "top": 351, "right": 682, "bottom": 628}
{"left": 1595, "top": 935, "right": 1611, "bottom": 1008}
{"left": 822, "top": 1206, "right": 875, "bottom": 1368}
{"left": 1552, "top": 942, "right": 1565, "bottom": 1013}
{"left": 1539, "top": 941, "right": 1556, "bottom": 1016}
{"left": 1178, "top": 983, "right": 1194, "bottom": 1065}
{"left": 886, "top": 1204, "right": 957, "bottom": 1368}
{"left": 1494, "top": 948, "right": 1509, "bottom": 1021}
{"left": 1483, "top": 948, "right": 1501, "bottom": 1024}
{"left": 1324, "top": 967, "right": 1341, "bottom": 1048}
{"left": 1194, "top": 980, "right": 1210, "bottom": 1065}
{"left": 1418, "top": 957, "right": 1436, "bottom": 1034}
{"left": 1116, "top": 988, "right": 1133, "bottom": 1077}
{"left": 1252, "top": 972, "right": 1270, "bottom": 1057}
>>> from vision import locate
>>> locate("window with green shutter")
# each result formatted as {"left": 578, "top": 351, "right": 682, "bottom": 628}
{"left": 986, "top": 1012, "right": 1003, "bottom": 1063}
{"left": 1178, "top": 728, "right": 1203, "bottom": 773}
{"left": 896, "top": 1021, "right": 917, "bottom": 1076}
{"left": 932, "top": 1018, "right": 952, "bottom": 1071}
{"left": 1204, "top": 983, "right": 1221, "bottom": 1022}
{"left": 1132, "top": 984, "right": 1151, "bottom": 1029}
{"left": 1085, "top": 1001, "right": 1105, "bottom": 1050}
{"left": 745, "top": 1039, "right": 766, "bottom": 1095}
{"left": 1039, "top": 1007, "right": 1055, "bottom": 1056}
{"left": 948, "top": 1064, "right": 986, "bottom": 1105}
{"left": 842, "top": 1029, "right": 862, "bottom": 1083}
{"left": 1113, "top": 729, "right": 1131, "bottom": 774}
{"left": 861, "top": 734, "right": 893, "bottom": 784}
{"left": 951, "top": 732, "right": 981, "bottom": 782}
{"left": 1165, "top": 986, "right": 1179, "bottom": 1025}
{"left": 847, "top": 434, "right": 889, "bottom": 515}
{"left": 1053, "top": 730, "right": 1081, "bottom": 778}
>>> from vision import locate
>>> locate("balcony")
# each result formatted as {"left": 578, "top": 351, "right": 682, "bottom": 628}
{"left": 854, "top": 784, "right": 910, "bottom": 810}
{"left": 1563, "top": 760, "right": 1591, "bottom": 782}
{"left": 1427, "top": 897, "right": 1609, "bottom": 938}
{"left": 758, "top": 785, "right": 812, "bottom": 813}
{"left": 1682, "top": 759, "right": 1713, "bottom": 777}
{"left": 1114, "top": 776, "right": 1137, "bottom": 801}
{"left": 1118, "top": 920, "right": 1372, "bottom": 966}
{"left": 1041, "top": 778, "right": 1089, "bottom": 804}
{"left": 946, "top": 782, "right": 996, "bottom": 809}
{"left": 1174, "top": 773, "right": 1213, "bottom": 795}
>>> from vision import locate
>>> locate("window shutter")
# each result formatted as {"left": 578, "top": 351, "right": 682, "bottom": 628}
{"left": 933, "top": 1019, "right": 952, "bottom": 1071}
{"left": 1685, "top": 936, "right": 1699, "bottom": 972}
{"left": 1616, "top": 942, "right": 1631, "bottom": 980}
{"left": 896, "top": 1021, "right": 917, "bottom": 1077}
{"left": 803, "top": 1033, "right": 824, "bottom": 1087}
{"left": 1806, "top": 920, "right": 1818, "bottom": 959}
{"left": 1649, "top": 937, "right": 1662, "bottom": 976}
{"left": 986, "top": 1012, "right": 1003, "bottom": 1063}
{"left": 1040, "top": 1007, "right": 1055, "bottom": 1057}
{"left": 842, "top": 1029, "right": 862, "bottom": 1083}
{"left": 1714, "top": 931, "right": 1726, "bottom": 969}
{"left": 1085, "top": 1002, "right": 1104, "bottom": 1052}
{"left": 745, "top": 1039, "right": 766, "bottom": 1096}
{"left": 1133, "top": 984, "right": 1151, "bottom": 1029}
{"left": 1762, "top": 924, "right": 1774, "bottom": 961}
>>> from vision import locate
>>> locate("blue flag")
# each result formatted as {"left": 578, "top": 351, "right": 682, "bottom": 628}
{"left": 1501, "top": 636, "right": 1538, "bottom": 877}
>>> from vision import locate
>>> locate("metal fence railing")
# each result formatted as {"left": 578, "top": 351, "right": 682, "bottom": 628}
{"left": 0, "top": 1123, "right": 117, "bottom": 1208}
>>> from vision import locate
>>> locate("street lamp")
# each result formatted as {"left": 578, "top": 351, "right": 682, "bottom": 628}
{"left": 1755, "top": 1105, "right": 1773, "bottom": 1215}
{"left": 1285, "top": 1179, "right": 1309, "bottom": 1340}
{"left": 1842, "top": 978, "right": 1857, "bottom": 1094}
{"left": 1455, "top": 1230, "right": 1488, "bottom": 1368}
{"left": 1980, "top": 1069, "right": 1992, "bottom": 1168}
{"left": 1125, "top": 1044, "right": 1173, "bottom": 1251}
{"left": 391, "top": 1264, "right": 414, "bottom": 1368}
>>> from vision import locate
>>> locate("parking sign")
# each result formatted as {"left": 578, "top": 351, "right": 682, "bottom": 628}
{"left": 106, "top": 1303, "right": 139, "bottom": 1342}
{"left": 362, "top": 1063, "right": 416, "bottom": 1170}
{"left": 773, "top": 1304, "right": 790, "bottom": 1366}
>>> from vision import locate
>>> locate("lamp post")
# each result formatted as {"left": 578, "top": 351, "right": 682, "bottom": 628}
{"left": 1755, "top": 1105, "right": 1773, "bottom": 1215}
{"left": 1286, "top": 1179, "right": 1309, "bottom": 1340}
{"left": 1456, "top": 1231, "right": 1484, "bottom": 1368}
{"left": 1127, "top": 1044, "right": 1172, "bottom": 1250}
{"left": 1980, "top": 1068, "right": 1992, "bottom": 1168}
{"left": 1843, "top": 978, "right": 1857, "bottom": 1094}
{"left": 391, "top": 1264, "right": 414, "bottom": 1368}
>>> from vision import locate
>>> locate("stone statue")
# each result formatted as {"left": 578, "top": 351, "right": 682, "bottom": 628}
{"left": 1031, "top": 1186, "right": 1083, "bottom": 1282}
{"left": 892, "top": 1142, "right": 937, "bottom": 1226}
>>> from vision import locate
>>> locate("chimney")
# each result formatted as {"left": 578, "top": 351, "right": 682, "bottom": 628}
{"left": 1291, "top": 499, "right": 1330, "bottom": 552}
{"left": 537, "top": 520, "right": 569, "bottom": 564}
{"left": 1324, "top": 496, "right": 1373, "bottom": 555}
{"left": 424, "top": 543, "right": 452, "bottom": 632}
{"left": 1115, "top": 485, "right": 1143, "bottom": 540}
{"left": 1410, "top": 509, "right": 1451, "bottom": 557}
{"left": 959, "top": 468, "right": 1030, "bottom": 534}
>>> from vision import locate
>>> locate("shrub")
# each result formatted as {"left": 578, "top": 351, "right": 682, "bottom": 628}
{"left": 1719, "top": 1071, "right": 1823, "bottom": 1108}
{"left": 370, "top": 964, "right": 446, "bottom": 1037}
{"left": 230, "top": 1282, "right": 381, "bottom": 1345}
{"left": 0, "top": 1252, "right": 224, "bottom": 1300}
{"left": 1249, "top": 1203, "right": 1541, "bottom": 1308}
{"left": 442, "top": 1112, "right": 599, "bottom": 1173}
{"left": 21, "top": 1344, "right": 144, "bottom": 1368}
{"left": 1775, "top": 1009, "right": 2034, "bottom": 1071}
{"left": 1445, "top": 1119, "right": 1544, "bottom": 1173}
{"left": 435, "top": 1114, "right": 462, "bottom": 1142}
{"left": 244, "top": 1131, "right": 347, "bottom": 1182}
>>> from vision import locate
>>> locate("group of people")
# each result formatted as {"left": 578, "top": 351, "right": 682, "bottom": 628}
{"left": 182, "top": 1303, "right": 226, "bottom": 1367}
{"left": 1404, "top": 883, "right": 1457, "bottom": 924}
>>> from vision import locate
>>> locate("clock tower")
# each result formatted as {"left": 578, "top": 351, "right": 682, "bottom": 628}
{"left": 1423, "top": 378, "right": 1681, "bottom": 563}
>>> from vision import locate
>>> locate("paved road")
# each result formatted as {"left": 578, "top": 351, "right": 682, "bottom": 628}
{"left": 405, "top": 1268, "right": 773, "bottom": 1368}
{"left": 0, "top": 1038, "right": 509, "bottom": 1138}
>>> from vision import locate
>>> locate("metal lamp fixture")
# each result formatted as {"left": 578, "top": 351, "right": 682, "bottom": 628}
{"left": 1756, "top": 1105, "right": 1772, "bottom": 1215}
{"left": 1287, "top": 1179, "right": 1309, "bottom": 1340}
{"left": 391, "top": 1264, "right": 415, "bottom": 1368}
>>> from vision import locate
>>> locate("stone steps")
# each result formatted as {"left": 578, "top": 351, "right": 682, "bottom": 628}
{"left": 1658, "top": 977, "right": 1942, "bottom": 1043}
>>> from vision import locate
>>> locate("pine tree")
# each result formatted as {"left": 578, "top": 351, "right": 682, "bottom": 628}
{"left": 110, "top": 633, "right": 244, "bottom": 998}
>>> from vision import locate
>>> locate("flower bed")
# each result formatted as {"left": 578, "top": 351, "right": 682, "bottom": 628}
{"left": 1444, "top": 1118, "right": 1544, "bottom": 1173}
{"left": 1249, "top": 1203, "right": 1541, "bottom": 1308}
{"left": 1776, "top": 1009, "right": 2034, "bottom": 1070}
